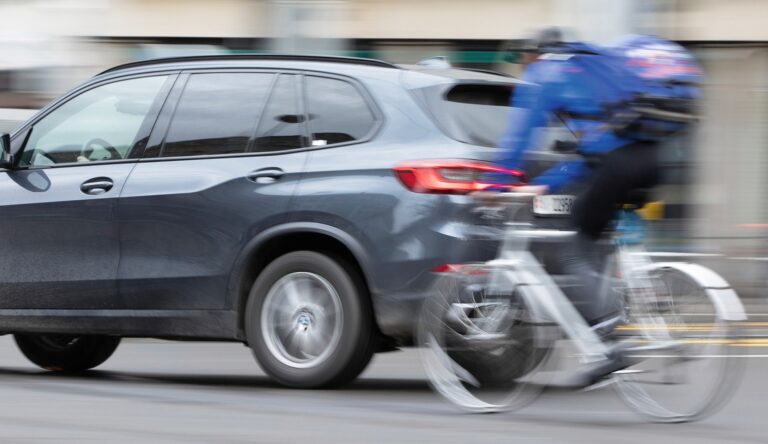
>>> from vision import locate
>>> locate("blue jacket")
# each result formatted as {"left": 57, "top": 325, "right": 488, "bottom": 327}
{"left": 497, "top": 42, "right": 636, "bottom": 192}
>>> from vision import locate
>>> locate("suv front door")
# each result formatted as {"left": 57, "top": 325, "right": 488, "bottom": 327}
{"left": 0, "top": 74, "right": 172, "bottom": 310}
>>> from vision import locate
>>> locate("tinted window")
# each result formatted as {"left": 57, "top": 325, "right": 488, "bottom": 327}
{"left": 161, "top": 73, "right": 274, "bottom": 157}
{"left": 305, "top": 76, "right": 375, "bottom": 146}
{"left": 21, "top": 76, "right": 169, "bottom": 167}
{"left": 250, "top": 75, "right": 306, "bottom": 152}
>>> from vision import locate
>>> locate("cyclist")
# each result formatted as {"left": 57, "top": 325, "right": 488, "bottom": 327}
{"left": 496, "top": 28, "right": 701, "bottom": 381}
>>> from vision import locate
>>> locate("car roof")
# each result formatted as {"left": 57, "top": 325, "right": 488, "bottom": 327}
{"left": 95, "top": 54, "right": 520, "bottom": 85}
{"left": 98, "top": 54, "right": 401, "bottom": 76}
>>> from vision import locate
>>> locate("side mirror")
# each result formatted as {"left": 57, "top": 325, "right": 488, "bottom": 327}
{"left": 0, "top": 133, "right": 12, "bottom": 169}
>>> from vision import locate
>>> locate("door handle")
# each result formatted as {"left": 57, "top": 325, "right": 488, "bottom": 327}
{"left": 246, "top": 168, "right": 285, "bottom": 184}
{"left": 80, "top": 177, "right": 114, "bottom": 195}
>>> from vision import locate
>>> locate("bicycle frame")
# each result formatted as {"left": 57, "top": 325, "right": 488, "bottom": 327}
{"left": 486, "top": 226, "right": 612, "bottom": 363}
{"left": 482, "top": 202, "right": 745, "bottom": 365}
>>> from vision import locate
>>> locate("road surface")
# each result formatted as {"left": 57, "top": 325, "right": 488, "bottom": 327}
{"left": 0, "top": 335, "right": 765, "bottom": 443}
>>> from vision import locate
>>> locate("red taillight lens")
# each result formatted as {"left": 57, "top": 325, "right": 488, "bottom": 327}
{"left": 393, "top": 159, "right": 525, "bottom": 194}
{"left": 432, "top": 264, "right": 462, "bottom": 273}
{"left": 432, "top": 263, "right": 489, "bottom": 275}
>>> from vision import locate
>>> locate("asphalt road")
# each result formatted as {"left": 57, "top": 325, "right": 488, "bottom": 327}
{"left": 0, "top": 335, "right": 766, "bottom": 444}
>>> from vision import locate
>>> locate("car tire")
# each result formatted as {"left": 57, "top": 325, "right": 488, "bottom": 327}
{"left": 14, "top": 334, "right": 121, "bottom": 372}
{"left": 246, "top": 251, "right": 377, "bottom": 388}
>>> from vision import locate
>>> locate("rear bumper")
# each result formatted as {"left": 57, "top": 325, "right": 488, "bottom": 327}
{"left": 370, "top": 222, "right": 500, "bottom": 344}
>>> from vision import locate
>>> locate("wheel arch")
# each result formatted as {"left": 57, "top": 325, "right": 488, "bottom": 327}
{"left": 228, "top": 222, "right": 378, "bottom": 338}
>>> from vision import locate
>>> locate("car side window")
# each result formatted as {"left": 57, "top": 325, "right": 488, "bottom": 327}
{"left": 20, "top": 76, "right": 169, "bottom": 167}
{"left": 304, "top": 76, "right": 376, "bottom": 146}
{"left": 160, "top": 73, "right": 274, "bottom": 158}
{"left": 250, "top": 74, "right": 307, "bottom": 152}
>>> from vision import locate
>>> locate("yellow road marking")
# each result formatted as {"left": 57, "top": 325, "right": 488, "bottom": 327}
{"left": 625, "top": 338, "right": 768, "bottom": 347}
{"left": 616, "top": 322, "right": 768, "bottom": 332}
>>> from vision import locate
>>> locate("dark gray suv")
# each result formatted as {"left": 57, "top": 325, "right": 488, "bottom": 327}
{"left": 0, "top": 55, "right": 523, "bottom": 388}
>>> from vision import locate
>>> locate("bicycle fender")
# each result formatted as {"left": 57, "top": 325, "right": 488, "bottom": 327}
{"left": 643, "top": 262, "right": 747, "bottom": 321}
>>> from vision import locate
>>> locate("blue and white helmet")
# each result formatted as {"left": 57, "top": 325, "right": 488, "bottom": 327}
{"left": 611, "top": 35, "right": 703, "bottom": 85}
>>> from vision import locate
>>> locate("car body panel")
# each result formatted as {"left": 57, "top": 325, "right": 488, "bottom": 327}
{"left": 0, "top": 163, "right": 135, "bottom": 310}
{"left": 116, "top": 152, "right": 308, "bottom": 310}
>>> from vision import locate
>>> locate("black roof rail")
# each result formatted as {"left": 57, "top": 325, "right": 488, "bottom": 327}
{"left": 98, "top": 54, "right": 400, "bottom": 75}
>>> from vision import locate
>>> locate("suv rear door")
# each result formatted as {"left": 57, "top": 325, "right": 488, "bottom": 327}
{"left": 116, "top": 71, "right": 309, "bottom": 312}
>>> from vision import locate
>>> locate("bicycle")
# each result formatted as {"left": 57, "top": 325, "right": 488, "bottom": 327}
{"left": 418, "top": 192, "right": 746, "bottom": 422}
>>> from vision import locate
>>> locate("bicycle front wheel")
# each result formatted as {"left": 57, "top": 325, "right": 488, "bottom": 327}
{"left": 614, "top": 265, "right": 744, "bottom": 422}
{"left": 418, "top": 266, "right": 553, "bottom": 413}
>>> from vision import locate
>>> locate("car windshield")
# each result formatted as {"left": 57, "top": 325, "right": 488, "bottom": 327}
{"left": 413, "top": 82, "right": 522, "bottom": 148}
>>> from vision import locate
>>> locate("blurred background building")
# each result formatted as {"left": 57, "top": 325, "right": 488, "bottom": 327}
{"left": 0, "top": 0, "right": 766, "bottom": 294}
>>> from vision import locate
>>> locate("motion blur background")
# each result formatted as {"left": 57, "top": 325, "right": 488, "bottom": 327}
{"left": 0, "top": 0, "right": 765, "bottom": 297}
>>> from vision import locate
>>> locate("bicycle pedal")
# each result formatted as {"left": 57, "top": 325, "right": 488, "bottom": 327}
{"left": 580, "top": 368, "right": 647, "bottom": 392}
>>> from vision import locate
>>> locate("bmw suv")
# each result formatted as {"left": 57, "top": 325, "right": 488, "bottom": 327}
{"left": 0, "top": 55, "right": 524, "bottom": 388}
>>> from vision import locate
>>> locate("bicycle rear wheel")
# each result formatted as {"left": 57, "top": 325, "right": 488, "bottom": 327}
{"left": 614, "top": 266, "right": 744, "bottom": 422}
{"left": 418, "top": 266, "right": 553, "bottom": 413}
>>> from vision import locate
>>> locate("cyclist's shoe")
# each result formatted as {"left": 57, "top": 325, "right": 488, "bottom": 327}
{"left": 589, "top": 314, "right": 626, "bottom": 341}
{"left": 570, "top": 341, "right": 636, "bottom": 388}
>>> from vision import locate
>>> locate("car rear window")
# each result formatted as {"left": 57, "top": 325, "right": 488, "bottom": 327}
{"left": 414, "top": 82, "right": 519, "bottom": 148}
{"left": 304, "top": 76, "right": 376, "bottom": 146}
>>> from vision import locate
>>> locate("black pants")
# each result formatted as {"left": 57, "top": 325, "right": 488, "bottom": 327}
{"left": 573, "top": 141, "right": 661, "bottom": 239}
{"left": 560, "top": 141, "right": 660, "bottom": 325}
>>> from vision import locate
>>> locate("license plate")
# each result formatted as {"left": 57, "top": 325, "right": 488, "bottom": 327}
{"left": 533, "top": 195, "right": 575, "bottom": 215}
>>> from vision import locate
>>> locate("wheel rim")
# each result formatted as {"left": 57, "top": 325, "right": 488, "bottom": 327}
{"left": 261, "top": 272, "right": 343, "bottom": 369}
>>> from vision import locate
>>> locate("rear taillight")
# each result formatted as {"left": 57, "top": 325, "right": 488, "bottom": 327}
{"left": 393, "top": 159, "right": 524, "bottom": 194}
{"left": 432, "top": 263, "right": 489, "bottom": 275}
